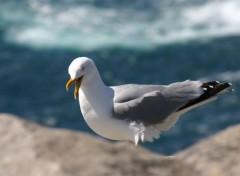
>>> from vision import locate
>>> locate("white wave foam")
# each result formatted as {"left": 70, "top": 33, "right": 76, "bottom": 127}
{"left": 201, "top": 70, "right": 240, "bottom": 82}
{"left": 2, "top": 0, "right": 240, "bottom": 50}
{"left": 215, "top": 71, "right": 240, "bottom": 82}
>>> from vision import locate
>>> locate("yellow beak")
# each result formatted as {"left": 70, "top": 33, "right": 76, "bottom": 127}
{"left": 66, "top": 77, "right": 83, "bottom": 99}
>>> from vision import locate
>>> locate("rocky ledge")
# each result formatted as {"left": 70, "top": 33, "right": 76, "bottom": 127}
{"left": 0, "top": 113, "right": 239, "bottom": 176}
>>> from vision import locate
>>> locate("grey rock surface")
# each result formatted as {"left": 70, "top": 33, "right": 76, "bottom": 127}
{"left": 177, "top": 124, "right": 240, "bottom": 176}
{"left": 0, "top": 113, "right": 239, "bottom": 176}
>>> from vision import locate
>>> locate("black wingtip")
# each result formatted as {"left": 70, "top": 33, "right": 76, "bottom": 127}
{"left": 177, "top": 81, "right": 233, "bottom": 111}
{"left": 201, "top": 81, "right": 233, "bottom": 94}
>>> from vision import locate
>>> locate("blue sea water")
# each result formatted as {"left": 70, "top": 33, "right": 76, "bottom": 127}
{"left": 0, "top": 0, "right": 240, "bottom": 155}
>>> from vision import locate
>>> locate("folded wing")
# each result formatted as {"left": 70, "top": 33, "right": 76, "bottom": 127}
{"left": 112, "top": 80, "right": 204, "bottom": 124}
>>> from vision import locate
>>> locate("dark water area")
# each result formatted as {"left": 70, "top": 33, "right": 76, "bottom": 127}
{"left": 1, "top": 33, "right": 239, "bottom": 154}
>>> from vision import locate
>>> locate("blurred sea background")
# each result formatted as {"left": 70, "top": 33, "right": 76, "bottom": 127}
{"left": 0, "top": 0, "right": 239, "bottom": 155}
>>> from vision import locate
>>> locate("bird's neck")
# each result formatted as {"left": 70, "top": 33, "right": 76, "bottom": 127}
{"left": 80, "top": 70, "right": 113, "bottom": 117}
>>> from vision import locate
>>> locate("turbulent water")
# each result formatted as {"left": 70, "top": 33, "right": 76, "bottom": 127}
{"left": 1, "top": 0, "right": 240, "bottom": 154}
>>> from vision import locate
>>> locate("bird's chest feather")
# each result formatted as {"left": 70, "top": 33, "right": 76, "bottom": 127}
{"left": 79, "top": 90, "right": 111, "bottom": 120}
{"left": 79, "top": 92, "right": 96, "bottom": 119}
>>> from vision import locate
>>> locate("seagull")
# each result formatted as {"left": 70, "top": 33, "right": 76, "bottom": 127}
{"left": 66, "top": 57, "right": 233, "bottom": 145}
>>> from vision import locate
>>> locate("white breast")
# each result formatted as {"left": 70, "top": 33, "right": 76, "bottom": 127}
{"left": 79, "top": 90, "right": 132, "bottom": 141}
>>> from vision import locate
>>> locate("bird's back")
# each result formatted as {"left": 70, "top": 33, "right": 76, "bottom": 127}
{"left": 112, "top": 84, "right": 166, "bottom": 103}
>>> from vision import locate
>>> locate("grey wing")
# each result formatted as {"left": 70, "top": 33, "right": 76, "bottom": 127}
{"left": 112, "top": 80, "right": 204, "bottom": 125}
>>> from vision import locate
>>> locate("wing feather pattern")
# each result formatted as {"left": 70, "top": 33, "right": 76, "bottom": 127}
{"left": 112, "top": 80, "right": 203, "bottom": 124}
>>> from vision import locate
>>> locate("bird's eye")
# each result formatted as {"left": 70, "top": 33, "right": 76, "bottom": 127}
{"left": 81, "top": 67, "right": 85, "bottom": 71}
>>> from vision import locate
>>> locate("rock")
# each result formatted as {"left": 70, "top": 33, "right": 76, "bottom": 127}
{"left": 0, "top": 113, "right": 195, "bottom": 176}
{"left": 0, "top": 113, "right": 239, "bottom": 176}
{"left": 177, "top": 125, "right": 240, "bottom": 176}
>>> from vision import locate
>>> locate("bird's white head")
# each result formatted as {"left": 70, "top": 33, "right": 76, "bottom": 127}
{"left": 66, "top": 57, "right": 95, "bottom": 99}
